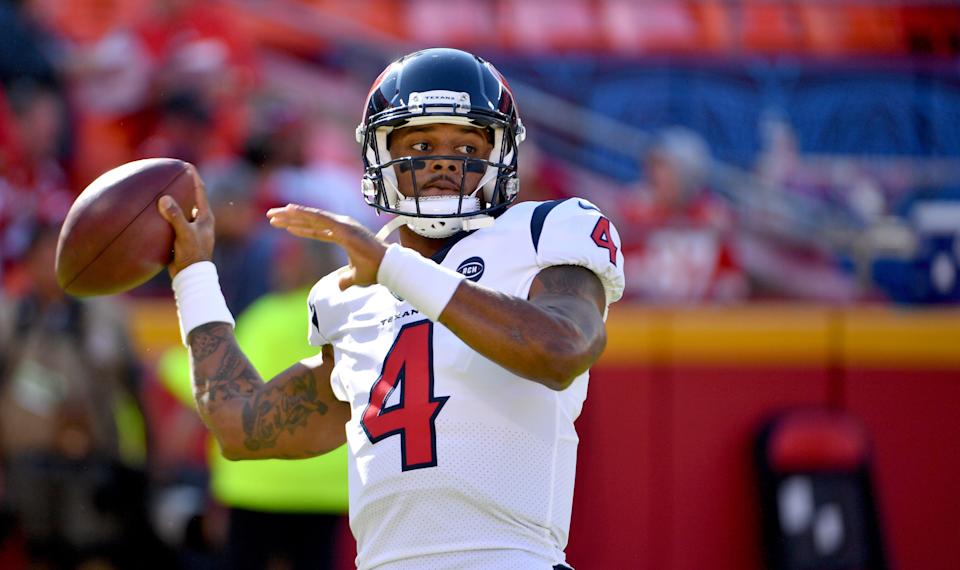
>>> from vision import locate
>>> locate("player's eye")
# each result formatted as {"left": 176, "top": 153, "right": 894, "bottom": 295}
{"left": 411, "top": 142, "right": 430, "bottom": 152}
{"left": 456, "top": 144, "right": 478, "bottom": 155}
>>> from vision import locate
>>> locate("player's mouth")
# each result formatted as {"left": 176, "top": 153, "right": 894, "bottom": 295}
{"left": 419, "top": 176, "right": 462, "bottom": 197}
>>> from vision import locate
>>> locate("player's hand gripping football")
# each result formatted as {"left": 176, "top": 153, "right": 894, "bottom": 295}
{"left": 267, "top": 204, "right": 387, "bottom": 290}
{"left": 157, "top": 182, "right": 215, "bottom": 278}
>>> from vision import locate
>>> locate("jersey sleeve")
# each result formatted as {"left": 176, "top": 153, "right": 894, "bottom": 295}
{"left": 533, "top": 198, "right": 626, "bottom": 306}
{"left": 306, "top": 269, "right": 347, "bottom": 346}
{"left": 306, "top": 270, "right": 352, "bottom": 403}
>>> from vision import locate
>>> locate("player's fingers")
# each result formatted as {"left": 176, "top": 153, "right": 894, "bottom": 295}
{"left": 283, "top": 218, "right": 328, "bottom": 235}
{"left": 287, "top": 203, "right": 323, "bottom": 214}
{"left": 267, "top": 214, "right": 298, "bottom": 230}
{"left": 269, "top": 210, "right": 341, "bottom": 237}
{"left": 192, "top": 198, "right": 215, "bottom": 227}
{"left": 193, "top": 178, "right": 212, "bottom": 215}
{"left": 266, "top": 203, "right": 321, "bottom": 219}
{"left": 197, "top": 207, "right": 215, "bottom": 229}
{"left": 265, "top": 211, "right": 298, "bottom": 228}
{"left": 266, "top": 206, "right": 314, "bottom": 228}
{"left": 283, "top": 224, "right": 336, "bottom": 242}
{"left": 269, "top": 204, "right": 352, "bottom": 231}
{"left": 158, "top": 196, "right": 190, "bottom": 233}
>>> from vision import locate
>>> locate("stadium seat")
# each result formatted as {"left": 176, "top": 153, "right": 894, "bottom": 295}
{"left": 599, "top": 1, "right": 701, "bottom": 54}
{"left": 404, "top": 0, "right": 496, "bottom": 49}
{"left": 311, "top": 0, "right": 403, "bottom": 41}
{"left": 798, "top": 4, "right": 907, "bottom": 56}
{"left": 797, "top": 4, "right": 848, "bottom": 56}
{"left": 695, "top": 0, "right": 735, "bottom": 52}
{"left": 842, "top": 5, "right": 906, "bottom": 55}
{"left": 900, "top": 5, "right": 960, "bottom": 56}
{"left": 738, "top": 1, "right": 802, "bottom": 53}
{"left": 498, "top": 0, "right": 600, "bottom": 52}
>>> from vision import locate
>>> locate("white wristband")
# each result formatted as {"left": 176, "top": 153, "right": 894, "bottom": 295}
{"left": 172, "top": 261, "right": 235, "bottom": 345}
{"left": 377, "top": 244, "right": 466, "bottom": 322}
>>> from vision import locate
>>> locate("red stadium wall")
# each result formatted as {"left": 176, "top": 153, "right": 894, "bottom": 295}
{"left": 128, "top": 302, "right": 960, "bottom": 569}
{"left": 568, "top": 306, "right": 960, "bottom": 570}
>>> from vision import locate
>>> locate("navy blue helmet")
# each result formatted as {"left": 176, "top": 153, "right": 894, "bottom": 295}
{"left": 356, "top": 48, "right": 525, "bottom": 238}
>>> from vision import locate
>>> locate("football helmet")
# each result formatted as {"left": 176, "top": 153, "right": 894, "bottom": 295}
{"left": 357, "top": 48, "right": 525, "bottom": 238}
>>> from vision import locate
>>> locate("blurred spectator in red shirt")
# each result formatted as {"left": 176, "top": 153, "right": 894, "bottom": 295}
{"left": 0, "top": 81, "right": 73, "bottom": 290}
{"left": 618, "top": 127, "right": 748, "bottom": 304}
{"left": 56, "top": 21, "right": 155, "bottom": 186}
{"left": 139, "top": 0, "right": 257, "bottom": 163}
{"left": 138, "top": 90, "right": 216, "bottom": 167}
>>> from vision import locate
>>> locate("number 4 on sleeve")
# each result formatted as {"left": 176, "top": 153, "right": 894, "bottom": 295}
{"left": 591, "top": 217, "right": 618, "bottom": 265}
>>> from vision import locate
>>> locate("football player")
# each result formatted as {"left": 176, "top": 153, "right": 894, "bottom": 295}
{"left": 158, "top": 48, "right": 625, "bottom": 569}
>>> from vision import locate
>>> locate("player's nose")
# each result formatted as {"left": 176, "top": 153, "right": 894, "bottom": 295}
{"left": 430, "top": 159, "right": 459, "bottom": 172}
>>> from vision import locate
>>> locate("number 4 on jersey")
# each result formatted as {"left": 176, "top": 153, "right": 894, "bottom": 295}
{"left": 591, "top": 216, "right": 618, "bottom": 265}
{"left": 361, "top": 321, "right": 448, "bottom": 471}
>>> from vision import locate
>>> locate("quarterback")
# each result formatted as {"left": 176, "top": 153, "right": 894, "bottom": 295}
{"left": 158, "top": 48, "right": 625, "bottom": 569}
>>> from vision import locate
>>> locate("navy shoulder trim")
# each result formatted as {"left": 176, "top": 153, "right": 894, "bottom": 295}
{"left": 530, "top": 199, "right": 568, "bottom": 253}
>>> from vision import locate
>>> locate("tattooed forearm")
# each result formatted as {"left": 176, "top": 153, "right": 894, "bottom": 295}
{"left": 188, "top": 323, "right": 260, "bottom": 407}
{"left": 184, "top": 324, "right": 345, "bottom": 459}
{"left": 206, "top": 359, "right": 259, "bottom": 403}
{"left": 240, "top": 366, "right": 329, "bottom": 451}
{"left": 189, "top": 323, "right": 231, "bottom": 360}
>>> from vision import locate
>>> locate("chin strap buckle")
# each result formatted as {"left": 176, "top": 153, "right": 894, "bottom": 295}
{"left": 461, "top": 215, "right": 494, "bottom": 231}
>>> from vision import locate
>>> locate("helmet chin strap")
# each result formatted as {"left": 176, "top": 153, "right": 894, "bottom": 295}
{"left": 374, "top": 213, "right": 494, "bottom": 241}
{"left": 375, "top": 216, "right": 408, "bottom": 241}
{"left": 461, "top": 216, "right": 494, "bottom": 230}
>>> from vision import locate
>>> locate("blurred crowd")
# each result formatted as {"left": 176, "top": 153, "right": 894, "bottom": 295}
{"left": 0, "top": 0, "right": 957, "bottom": 568}
{"left": 0, "top": 1, "right": 366, "bottom": 568}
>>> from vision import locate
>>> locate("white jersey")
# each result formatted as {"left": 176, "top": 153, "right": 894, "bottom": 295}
{"left": 308, "top": 198, "right": 625, "bottom": 570}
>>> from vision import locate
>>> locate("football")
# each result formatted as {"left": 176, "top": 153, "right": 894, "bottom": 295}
{"left": 56, "top": 158, "right": 200, "bottom": 296}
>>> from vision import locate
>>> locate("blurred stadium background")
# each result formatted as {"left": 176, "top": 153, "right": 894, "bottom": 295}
{"left": 1, "top": 0, "right": 959, "bottom": 569}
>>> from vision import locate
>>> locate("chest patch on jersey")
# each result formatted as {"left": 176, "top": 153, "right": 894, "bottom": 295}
{"left": 456, "top": 256, "right": 485, "bottom": 282}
